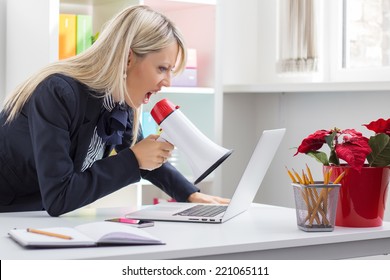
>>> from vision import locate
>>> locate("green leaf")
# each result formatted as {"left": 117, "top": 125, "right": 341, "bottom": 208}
{"left": 91, "top": 32, "right": 99, "bottom": 44}
{"left": 367, "top": 133, "right": 390, "bottom": 167}
{"left": 329, "top": 150, "right": 340, "bottom": 165}
{"left": 325, "top": 131, "right": 337, "bottom": 149}
{"left": 325, "top": 131, "right": 339, "bottom": 165}
{"left": 307, "top": 151, "right": 329, "bottom": 165}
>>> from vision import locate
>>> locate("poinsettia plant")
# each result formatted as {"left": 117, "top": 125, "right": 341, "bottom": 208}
{"left": 294, "top": 118, "right": 390, "bottom": 171}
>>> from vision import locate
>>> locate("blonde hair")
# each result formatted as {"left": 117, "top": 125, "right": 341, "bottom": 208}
{"left": 3, "top": 5, "right": 187, "bottom": 146}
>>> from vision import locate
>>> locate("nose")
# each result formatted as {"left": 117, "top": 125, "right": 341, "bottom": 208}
{"left": 161, "top": 72, "right": 172, "bottom": 87}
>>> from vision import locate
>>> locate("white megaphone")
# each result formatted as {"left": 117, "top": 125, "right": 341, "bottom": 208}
{"left": 151, "top": 99, "right": 233, "bottom": 184}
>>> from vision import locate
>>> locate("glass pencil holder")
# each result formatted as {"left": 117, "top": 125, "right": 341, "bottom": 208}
{"left": 292, "top": 182, "right": 341, "bottom": 232}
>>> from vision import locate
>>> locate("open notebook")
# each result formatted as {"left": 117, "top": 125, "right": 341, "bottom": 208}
{"left": 126, "top": 128, "right": 286, "bottom": 223}
{"left": 8, "top": 221, "right": 164, "bottom": 248}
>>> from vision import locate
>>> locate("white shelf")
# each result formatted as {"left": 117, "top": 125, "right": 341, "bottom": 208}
{"left": 224, "top": 81, "right": 390, "bottom": 94}
{"left": 169, "top": 0, "right": 216, "bottom": 4}
{"left": 61, "top": 0, "right": 217, "bottom": 6}
{"left": 161, "top": 87, "right": 214, "bottom": 94}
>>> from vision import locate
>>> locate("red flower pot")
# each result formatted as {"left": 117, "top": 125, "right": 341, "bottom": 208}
{"left": 323, "top": 165, "right": 390, "bottom": 227}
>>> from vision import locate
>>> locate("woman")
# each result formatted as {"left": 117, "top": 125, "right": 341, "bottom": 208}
{"left": 0, "top": 5, "right": 228, "bottom": 216}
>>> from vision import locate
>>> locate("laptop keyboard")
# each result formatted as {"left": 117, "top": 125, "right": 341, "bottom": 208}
{"left": 174, "top": 205, "right": 228, "bottom": 217}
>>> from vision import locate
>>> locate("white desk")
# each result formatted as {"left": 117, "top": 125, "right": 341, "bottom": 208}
{"left": 1, "top": 204, "right": 390, "bottom": 260}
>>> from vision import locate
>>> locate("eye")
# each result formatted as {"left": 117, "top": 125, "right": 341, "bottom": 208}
{"left": 159, "top": 66, "right": 168, "bottom": 73}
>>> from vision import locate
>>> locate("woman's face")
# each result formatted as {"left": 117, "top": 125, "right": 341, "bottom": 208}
{"left": 125, "top": 41, "right": 179, "bottom": 109}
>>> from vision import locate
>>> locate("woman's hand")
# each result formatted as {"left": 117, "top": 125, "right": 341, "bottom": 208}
{"left": 187, "top": 192, "right": 230, "bottom": 204}
{"left": 130, "top": 134, "right": 174, "bottom": 170}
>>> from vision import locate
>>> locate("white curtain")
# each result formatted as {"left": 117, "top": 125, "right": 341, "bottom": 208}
{"left": 278, "top": 0, "right": 318, "bottom": 72}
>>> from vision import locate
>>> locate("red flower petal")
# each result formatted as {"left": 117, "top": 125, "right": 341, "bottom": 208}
{"left": 294, "top": 130, "right": 331, "bottom": 156}
{"left": 341, "top": 129, "right": 363, "bottom": 137}
{"left": 363, "top": 118, "right": 390, "bottom": 135}
{"left": 335, "top": 137, "right": 371, "bottom": 171}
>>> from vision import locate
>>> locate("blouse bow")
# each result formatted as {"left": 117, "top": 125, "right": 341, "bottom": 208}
{"left": 96, "top": 103, "right": 131, "bottom": 145}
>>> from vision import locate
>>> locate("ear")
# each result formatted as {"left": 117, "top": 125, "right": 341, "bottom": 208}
{"left": 127, "top": 49, "right": 133, "bottom": 67}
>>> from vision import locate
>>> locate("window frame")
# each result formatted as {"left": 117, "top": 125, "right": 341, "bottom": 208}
{"left": 328, "top": 0, "right": 390, "bottom": 82}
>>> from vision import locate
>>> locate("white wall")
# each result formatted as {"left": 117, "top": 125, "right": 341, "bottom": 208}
{"left": 0, "top": 0, "right": 6, "bottom": 105}
{"left": 220, "top": 0, "right": 260, "bottom": 85}
{"left": 219, "top": 0, "right": 390, "bottom": 222}
{"left": 6, "top": 0, "right": 58, "bottom": 94}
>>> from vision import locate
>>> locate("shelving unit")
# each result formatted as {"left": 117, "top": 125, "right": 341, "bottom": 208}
{"left": 6, "top": 0, "right": 219, "bottom": 207}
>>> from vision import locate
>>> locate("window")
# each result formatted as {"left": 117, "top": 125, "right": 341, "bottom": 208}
{"left": 329, "top": 0, "right": 390, "bottom": 82}
{"left": 276, "top": 0, "right": 390, "bottom": 83}
{"left": 343, "top": 0, "right": 390, "bottom": 69}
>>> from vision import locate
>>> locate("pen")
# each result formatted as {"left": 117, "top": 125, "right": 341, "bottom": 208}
{"left": 26, "top": 228, "right": 73, "bottom": 240}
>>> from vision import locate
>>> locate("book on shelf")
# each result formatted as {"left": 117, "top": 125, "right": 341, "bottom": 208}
{"left": 76, "top": 15, "right": 92, "bottom": 55}
{"left": 171, "top": 48, "right": 197, "bottom": 87}
{"left": 8, "top": 221, "right": 164, "bottom": 248}
{"left": 59, "top": 14, "right": 77, "bottom": 59}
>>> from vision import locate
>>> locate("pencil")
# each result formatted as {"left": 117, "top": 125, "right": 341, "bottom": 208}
{"left": 306, "top": 164, "right": 314, "bottom": 184}
{"left": 292, "top": 168, "right": 304, "bottom": 184}
{"left": 26, "top": 228, "right": 73, "bottom": 240}
{"left": 323, "top": 169, "right": 329, "bottom": 184}
{"left": 333, "top": 171, "right": 346, "bottom": 184}
{"left": 285, "top": 166, "right": 297, "bottom": 183}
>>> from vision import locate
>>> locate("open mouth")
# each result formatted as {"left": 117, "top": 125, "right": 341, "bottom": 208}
{"left": 143, "top": 92, "right": 153, "bottom": 104}
{"left": 143, "top": 90, "right": 160, "bottom": 104}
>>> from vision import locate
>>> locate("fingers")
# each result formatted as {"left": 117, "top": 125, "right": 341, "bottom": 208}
{"left": 157, "top": 141, "right": 173, "bottom": 165}
{"left": 160, "top": 142, "right": 174, "bottom": 153}
{"left": 147, "top": 134, "right": 160, "bottom": 140}
{"left": 216, "top": 197, "right": 231, "bottom": 205}
{"left": 159, "top": 155, "right": 168, "bottom": 165}
{"left": 138, "top": 150, "right": 169, "bottom": 170}
{"left": 149, "top": 134, "right": 174, "bottom": 150}
{"left": 160, "top": 149, "right": 172, "bottom": 160}
{"left": 187, "top": 192, "right": 230, "bottom": 204}
{"left": 131, "top": 135, "right": 174, "bottom": 171}
{"left": 208, "top": 196, "right": 230, "bottom": 204}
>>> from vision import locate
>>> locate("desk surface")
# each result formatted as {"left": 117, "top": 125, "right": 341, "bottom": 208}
{"left": 1, "top": 204, "right": 390, "bottom": 260}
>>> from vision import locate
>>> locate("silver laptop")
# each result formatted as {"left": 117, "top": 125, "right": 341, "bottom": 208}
{"left": 126, "top": 128, "right": 286, "bottom": 223}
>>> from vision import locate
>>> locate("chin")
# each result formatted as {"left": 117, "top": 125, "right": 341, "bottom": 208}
{"left": 124, "top": 98, "right": 139, "bottom": 109}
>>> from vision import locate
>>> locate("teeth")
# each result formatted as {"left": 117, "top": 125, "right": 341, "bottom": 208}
{"left": 143, "top": 92, "right": 152, "bottom": 103}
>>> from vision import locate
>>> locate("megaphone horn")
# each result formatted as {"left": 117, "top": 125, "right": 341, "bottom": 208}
{"left": 151, "top": 99, "right": 233, "bottom": 184}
